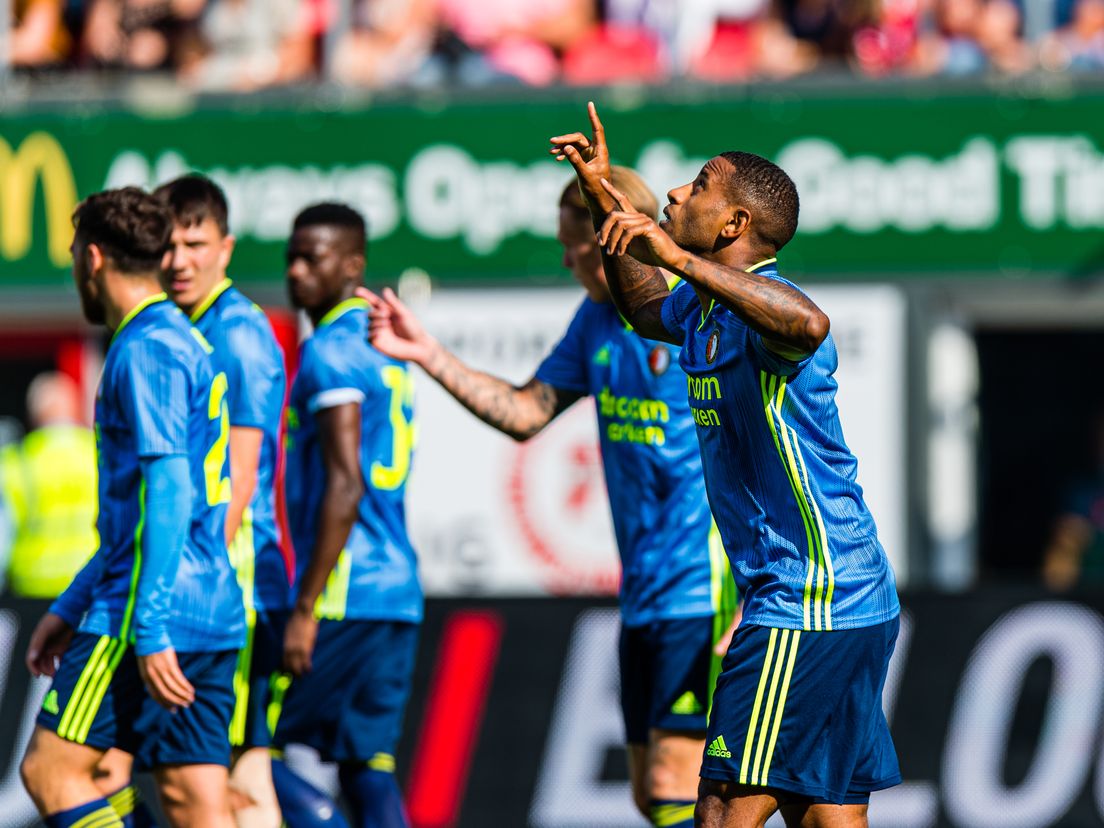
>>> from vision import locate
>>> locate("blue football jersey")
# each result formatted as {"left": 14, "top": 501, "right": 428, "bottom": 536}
{"left": 660, "top": 261, "right": 899, "bottom": 632}
{"left": 285, "top": 299, "right": 422, "bottom": 623}
{"left": 191, "top": 280, "right": 289, "bottom": 613}
{"left": 78, "top": 295, "right": 245, "bottom": 652}
{"left": 536, "top": 297, "right": 731, "bottom": 627}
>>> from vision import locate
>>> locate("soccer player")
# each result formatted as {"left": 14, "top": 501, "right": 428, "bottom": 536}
{"left": 20, "top": 186, "right": 245, "bottom": 828}
{"left": 154, "top": 173, "right": 289, "bottom": 828}
{"left": 364, "top": 168, "right": 738, "bottom": 828}
{"left": 271, "top": 203, "right": 419, "bottom": 828}
{"left": 552, "top": 105, "right": 900, "bottom": 827}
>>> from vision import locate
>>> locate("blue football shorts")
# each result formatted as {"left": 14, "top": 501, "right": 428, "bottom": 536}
{"left": 269, "top": 619, "right": 419, "bottom": 766}
{"left": 701, "top": 617, "right": 901, "bottom": 804}
{"left": 620, "top": 614, "right": 729, "bottom": 744}
{"left": 37, "top": 632, "right": 237, "bottom": 769}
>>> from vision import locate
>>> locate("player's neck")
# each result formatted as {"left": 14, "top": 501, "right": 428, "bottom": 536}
{"left": 103, "top": 271, "right": 164, "bottom": 332}
{"left": 308, "top": 285, "right": 359, "bottom": 327}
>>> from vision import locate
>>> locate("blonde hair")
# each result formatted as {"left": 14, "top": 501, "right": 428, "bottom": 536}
{"left": 559, "top": 166, "right": 659, "bottom": 222}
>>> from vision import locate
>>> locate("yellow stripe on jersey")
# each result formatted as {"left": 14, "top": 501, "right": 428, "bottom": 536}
{"left": 760, "top": 371, "right": 835, "bottom": 631}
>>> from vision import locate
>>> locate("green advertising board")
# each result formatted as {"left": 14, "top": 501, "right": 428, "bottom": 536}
{"left": 2, "top": 86, "right": 1104, "bottom": 292}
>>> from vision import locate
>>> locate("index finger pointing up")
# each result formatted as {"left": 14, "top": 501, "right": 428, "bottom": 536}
{"left": 587, "top": 101, "right": 605, "bottom": 144}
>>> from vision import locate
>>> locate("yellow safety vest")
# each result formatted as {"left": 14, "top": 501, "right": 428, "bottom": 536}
{"left": 0, "top": 424, "right": 98, "bottom": 598}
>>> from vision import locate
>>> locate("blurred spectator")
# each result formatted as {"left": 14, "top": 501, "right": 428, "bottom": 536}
{"left": 1040, "top": 0, "right": 1104, "bottom": 70}
{"left": 81, "top": 0, "right": 206, "bottom": 71}
{"left": 179, "top": 0, "right": 315, "bottom": 90}
{"left": 777, "top": 0, "right": 879, "bottom": 60}
{"left": 10, "top": 0, "right": 71, "bottom": 68}
{"left": 1042, "top": 412, "right": 1104, "bottom": 590}
{"left": 331, "top": 0, "right": 438, "bottom": 87}
{"left": 434, "top": 0, "right": 596, "bottom": 85}
{"left": 851, "top": 0, "right": 922, "bottom": 76}
{"left": 0, "top": 373, "right": 97, "bottom": 599}
{"left": 913, "top": 0, "right": 1033, "bottom": 75}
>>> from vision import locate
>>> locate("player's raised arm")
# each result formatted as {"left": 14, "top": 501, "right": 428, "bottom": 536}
{"left": 598, "top": 158, "right": 828, "bottom": 360}
{"left": 360, "top": 287, "right": 581, "bottom": 440}
{"left": 550, "top": 103, "right": 676, "bottom": 344}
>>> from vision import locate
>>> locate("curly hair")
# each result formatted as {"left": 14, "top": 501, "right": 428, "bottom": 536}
{"left": 72, "top": 187, "right": 173, "bottom": 274}
{"left": 719, "top": 151, "right": 800, "bottom": 251}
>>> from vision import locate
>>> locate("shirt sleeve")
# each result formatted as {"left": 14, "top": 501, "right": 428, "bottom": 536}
{"left": 746, "top": 274, "right": 819, "bottom": 377}
{"left": 119, "top": 341, "right": 189, "bottom": 458}
{"left": 660, "top": 282, "right": 698, "bottom": 345}
{"left": 224, "top": 313, "right": 286, "bottom": 429}
{"left": 301, "top": 339, "right": 365, "bottom": 414}
{"left": 49, "top": 552, "right": 104, "bottom": 626}
{"left": 748, "top": 333, "right": 818, "bottom": 378}
{"left": 534, "top": 301, "right": 590, "bottom": 394}
{"left": 133, "top": 455, "right": 192, "bottom": 656}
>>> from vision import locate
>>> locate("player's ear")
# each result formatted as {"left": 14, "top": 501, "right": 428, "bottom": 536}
{"left": 721, "top": 208, "right": 751, "bottom": 239}
{"left": 345, "top": 253, "right": 366, "bottom": 281}
{"left": 219, "top": 234, "right": 236, "bottom": 269}
{"left": 87, "top": 242, "right": 106, "bottom": 275}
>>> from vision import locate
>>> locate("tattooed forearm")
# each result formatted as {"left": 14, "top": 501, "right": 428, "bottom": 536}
{"left": 422, "top": 345, "right": 579, "bottom": 441}
{"left": 679, "top": 254, "right": 829, "bottom": 356}
{"left": 600, "top": 246, "right": 679, "bottom": 344}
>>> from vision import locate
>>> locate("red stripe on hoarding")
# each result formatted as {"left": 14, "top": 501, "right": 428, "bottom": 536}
{"left": 406, "top": 610, "right": 504, "bottom": 828}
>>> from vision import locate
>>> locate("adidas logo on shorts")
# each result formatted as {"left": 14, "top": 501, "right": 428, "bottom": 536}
{"left": 706, "top": 735, "right": 732, "bottom": 758}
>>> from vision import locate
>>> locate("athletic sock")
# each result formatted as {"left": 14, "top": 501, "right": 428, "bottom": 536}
{"left": 106, "top": 783, "right": 157, "bottom": 827}
{"left": 649, "top": 798, "right": 696, "bottom": 827}
{"left": 338, "top": 761, "right": 408, "bottom": 828}
{"left": 270, "top": 756, "right": 350, "bottom": 827}
{"left": 45, "top": 797, "right": 123, "bottom": 827}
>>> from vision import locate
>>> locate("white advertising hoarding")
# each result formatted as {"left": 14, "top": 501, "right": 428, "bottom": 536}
{"left": 407, "top": 285, "right": 908, "bottom": 596}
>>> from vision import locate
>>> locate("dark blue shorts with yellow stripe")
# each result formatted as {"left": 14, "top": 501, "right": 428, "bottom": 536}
{"left": 229, "top": 609, "right": 288, "bottom": 750}
{"left": 269, "top": 618, "right": 418, "bottom": 767}
{"left": 701, "top": 617, "right": 901, "bottom": 805}
{"left": 37, "top": 631, "right": 238, "bottom": 770}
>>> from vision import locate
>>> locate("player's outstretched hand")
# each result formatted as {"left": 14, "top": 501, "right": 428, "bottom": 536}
{"left": 138, "top": 648, "right": 196, "bottom": 711}
{"left": 597, "top": 178, "right": 682, "bottom": 267}
{"left": 358, "top": 286, "right": 437, "bottom": 367}
{"left": 25, "top": 612, "right": 74, "bottom": 678}
{"left": 283, "top": 609, "right": 318, "bottom": 677}
{"left": 550, "top": 101, "right": 612, "bottom": 207}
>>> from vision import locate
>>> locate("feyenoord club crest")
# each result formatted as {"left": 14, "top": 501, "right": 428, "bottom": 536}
{"left": 705, "top": 329, "right": 721, "bottom": 364}
{"left": 648, "top": 345, "right": 670, "bottom": 376}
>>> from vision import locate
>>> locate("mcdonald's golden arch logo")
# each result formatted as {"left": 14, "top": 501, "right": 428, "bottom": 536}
{"left": 0, "top": 132, "right": 78, "bottom": 267}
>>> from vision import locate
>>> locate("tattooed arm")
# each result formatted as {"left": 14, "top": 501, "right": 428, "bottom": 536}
{"left": 549, "top": 103, "right": 677, "bottom": 343}
{"left": 597, "top": 181, "right": 830, "bottom": 358}
{"left": 360, "top": 287, "right": 581, "bottom": 441}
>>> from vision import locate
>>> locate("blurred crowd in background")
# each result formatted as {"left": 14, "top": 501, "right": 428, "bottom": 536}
{"left": 6, "top": 0, "right": 1104, "bottom": 91}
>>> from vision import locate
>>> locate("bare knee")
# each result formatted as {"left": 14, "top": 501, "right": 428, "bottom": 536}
{"left": 646, "top": 731, "right": 705, "bottom": 803}
{"left": 156, "top": 764, "right": 233, "bottom": 828}
{"left": 696, "top": 778, "right": 780, "bottom": 828}
{"left": 627, "top": 744, "right": 650, "bottom": 818}
{"left": 93, "top": 748, "right": 134, "bottom": 797}
{"left": 20, "top": 728, "right": 104, "bottom": 815}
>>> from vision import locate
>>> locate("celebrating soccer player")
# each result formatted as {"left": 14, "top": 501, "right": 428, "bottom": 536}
{"left": 20, "top": 187, "right": 245, "bottom": 828}
{"left": 363, "top": 168, "right": 739, "bottom": 828}
{"left": 155, "top": 174, "right": 289, "bottom": 828}
{"left": 271, "top": 203, "right": 419, "bottom": 828}
{"left": 552, "top": 105, "right": 901, "bottom": 827}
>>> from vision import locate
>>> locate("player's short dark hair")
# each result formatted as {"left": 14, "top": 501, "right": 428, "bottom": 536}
{"left": 154, "top": 173, "right": 230, "bottom": 236}
{"left": 718, "top": 151, "right": 799, "bottom": 251}
{"left": 293, "top": 202, "right": 368, "bottom": 255}
{"left": 72, "top": 187, "right": 173, "bottom": 274}
{"left": 559, "top": 166, "right": 660, "bottom": 222}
